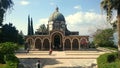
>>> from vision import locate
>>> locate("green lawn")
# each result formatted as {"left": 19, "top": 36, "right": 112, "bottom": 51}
{"left": 0, "top": 64, "right": 7, "bottom": 68}
{"left": 103, "top": 46, "right": 117, "bottom": 51}
{"left": 97, "top": 52, "right": 120, "bottom": 68}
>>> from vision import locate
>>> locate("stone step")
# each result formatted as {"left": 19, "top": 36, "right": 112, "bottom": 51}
{"left": 16, "top": 52, "right": 104, "bottom": 55}
{"left": 29, "top": 51, "right": 100, "bottom": 53}
{"left": 16, "top": 54, "right": 99, "bottom": 59}
{"left": 29, "top": 51, "right": 49, "bottom": 53}
{"left": 28, "top": 52, "right": 103, "bottom": 54}
{"left": 66, "top": 53, "right": 100, "bottom": 55}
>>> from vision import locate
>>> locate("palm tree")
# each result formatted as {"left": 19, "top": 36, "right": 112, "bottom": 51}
{"left": 0, "top": 0, "right": 14, "bottom": 26}
{"left": 101, "top": 0, "right": 120, "bottom": 58}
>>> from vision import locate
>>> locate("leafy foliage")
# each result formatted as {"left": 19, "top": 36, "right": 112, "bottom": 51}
{"left": 4, "top": 54, "right": 19, "bottom": 68}
{"left": 4, "top": 54, "right": 19, "bottom": 63}
{"left": 101, "top": 0, "right": 120, "bottom": 59}
{"left": 28, "top": 15, "right": 34, "bottom": 35}
{"left": 101, "top": 0, "right": 120, "bottom": 23}
{"left": 0, "top": 23, "right": 24, "bottom": 44}
{"left": 37, "top": 24, "right": 47, "bottom": 32}
{"left": 35, "top": 24, "right": 48, "bottom": 35}
{"left": 1, "top": 23, "right": 18, "bottom": 43}
{"left": 93, "top": 28, "right": 114, "bottom": 47}
{"left": 0, "top": 42, "right": 18, "bottom": 64}
{"left": 111, "top": 20, "right": 117, "bottom": 30}
{"left": 97, "top": 52, "right": 120, "bottom": 68}
{"left": 0, "top": 42, "right": 18, "bottom": 54}
{"left": 30, "top": 18, "right": 34, "bottom": 35}
{"left": 0, "top": 0, "right": 14, "bottom": 26}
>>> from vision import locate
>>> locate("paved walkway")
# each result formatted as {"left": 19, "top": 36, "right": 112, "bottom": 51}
{"left": 18, "top": 58, "right": 97, "bottom": 68}
{"left": 16, "top": 48, "right": 115, "bottom": 68}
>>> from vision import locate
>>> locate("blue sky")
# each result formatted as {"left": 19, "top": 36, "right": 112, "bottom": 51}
{"left": 4, "top": 0, "right": 113, "bottom": 35}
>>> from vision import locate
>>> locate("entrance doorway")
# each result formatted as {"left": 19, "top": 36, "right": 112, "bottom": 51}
{"left": 53, "top": 35, "right": 61, "bottom": 50}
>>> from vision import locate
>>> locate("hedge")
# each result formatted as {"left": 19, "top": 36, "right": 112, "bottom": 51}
{"left": 97, "top": 52, "right": 120, "bottom": 68}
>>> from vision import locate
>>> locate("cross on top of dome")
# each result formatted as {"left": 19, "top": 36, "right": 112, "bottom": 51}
{"left": 56, "top": 7, "right": 59, "bottom": 12}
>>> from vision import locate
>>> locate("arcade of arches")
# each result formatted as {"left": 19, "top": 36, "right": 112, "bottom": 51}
{"left": 25, "top": 7, "right": 89, "bottom": 51}
{"left": 25, "top": 31, "right": 89, "bottom": 51}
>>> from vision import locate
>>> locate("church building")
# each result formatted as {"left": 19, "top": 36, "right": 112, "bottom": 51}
{"left": 25, "top": 7, "right": 89, "bottom": 51}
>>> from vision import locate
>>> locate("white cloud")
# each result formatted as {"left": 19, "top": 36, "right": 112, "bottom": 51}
{"left": 74, "top": 5, "right": 81, "bottom": 10}
{"left": 50, "top": 2, "right": 55, "bottom": 6}
{"left": 20, "top": 0, "right": 30, "bottom": 5}
{"left": 34, "top": 18, "right": 48, "bottom": 31}
{"left": 65, "top": 11, "right": 111, "bottom": 35}
{"left": 35, "top": 11, "right": 111, "bottom": 35}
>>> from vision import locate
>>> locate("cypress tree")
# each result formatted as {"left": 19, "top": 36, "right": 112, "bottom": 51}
{"left": 28, "top": 15, "right": 31, "bottom": 35}
{"left": 31, "top": 17, "right": 34, "bottom": 35}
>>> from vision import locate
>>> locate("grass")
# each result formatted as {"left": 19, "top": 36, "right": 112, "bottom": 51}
{"left": 97, "top": 52, "right": 120, "bottom": 68}
{"left": 18, "top": 45, "right": 24, "bottom": 48}
{"left": 0, "top": 64, "right": 7, "bottom": 68}
{"left": 101, "top": 46, "right": 117, "bottom": 51}
{"left": 0, "top": 63, "right": 18, "bottom": 68}
{"left": 105, "top": 47, "right": 117, "bottom": 50}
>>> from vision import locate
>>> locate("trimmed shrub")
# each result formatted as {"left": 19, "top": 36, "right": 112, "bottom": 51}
{"left": 107, "top": 54, "right": 115, "bottom": 63}
{"left": 0, "top": 42, "right": 18, "bottom": 54}
{"left": 0, "top": 53, "right": 5, "bottom": 64}
{"left": 97, "top": 52, "right": 120, "bottom": 68}
{"left": 4, "top": 54, "right": 19, "bottom": 68}
{"left": 0, "top": 42, "right": 18, "bottom": 64}
{"left": 4, "top": 54, "right": 19, "bottom": 63}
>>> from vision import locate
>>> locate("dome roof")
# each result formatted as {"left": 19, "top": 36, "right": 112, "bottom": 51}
{"left": 49, "top": 7, "right": 65, "bottom": 22}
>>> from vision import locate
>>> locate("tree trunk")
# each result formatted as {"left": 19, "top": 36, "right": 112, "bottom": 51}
{"left": 117, "top": 6, "right": 120, "bottom": 59}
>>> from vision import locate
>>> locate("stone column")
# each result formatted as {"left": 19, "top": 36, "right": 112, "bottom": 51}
{"left": 49, "top": 40, "right": 51, "bottom": 50}
{"left": 41, "top": 41, "right": 43, "bottom": 50}
{"left": 33, "top": 40, "right": 35, "bottom": 50}
{"left": 79, "top": 41, "right": 81, "bottom": 50}
{"left": 63, "top": 41, "right": 65, "bottom": 50}
{"left": 71, "top": 41, "right": 72, "bottom": 50}
{"left": 30, "top": 40, "right": 32, "bottom": 50}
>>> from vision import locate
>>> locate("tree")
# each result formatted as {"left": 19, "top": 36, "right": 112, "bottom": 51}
{"left": 111, "top": 20, "right": 117, "bottom": 30}
{"left": 31, "top": 17, "right": 34, "bottom": 35}
{"left": 36, "top": 24, "right": 47, "bottom": 35}
{"left": 27, "top": 15, "right": 34, "bottom": 35}
{"left": 1, "top": 23, "right": 18, "bottom": 43}
{"left": 0, "top": 0, "right": 14, "bottom": 26}
{"left": 17, "top": 34, "right": 24, "bottom": 45}
{"left": 0, "top": 23, "right": 24, "bottom": 45}
{"left": 0, "top": 42, "right": 18, "bottom": 63}
{"left": 93, "top": 28, "right": 114, "bottom": 47}
{"left": 19, "top": 30, "right": 24, "bottom": 37}
{"left": 28, "top": 15, "right": 31, "bottom": 35}
{"left": 101, "top": 0, "right": 120, "bottom": 58}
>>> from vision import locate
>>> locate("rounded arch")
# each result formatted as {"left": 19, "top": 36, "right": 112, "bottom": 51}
{"left": 42, "top": 37, "right": 50, "bottom": 42}
{"left": 50, "top": 31, "right": 64, "bottom": 40}
{"left": 71, "top": 37, "right": 79, "bottom": 42}
{"left": 26, "top": 37, "right": 34, "bottom": 49}
{"left": 80, "top": 37, "right": 88, "bottom": 44}
{"left": 34, "top": 37, "right": 43, "bottom": 50}
{"left": 51, "top": 31, "right": 63, "bottom": 50}
{"left": 43, "top": 38, "right": 50, "bottom": 50}
{"left": 64, "top": 37, "right": 71, "bottom": 42}
{"left": 64, "top": 39, "right": 71, "bottom": 50}
{"left": 80, "top": 37, "right": 88, "bottom": 48}
{"left": 35, "top": 37, "right": 42, "bottom": 42}
{"left": 35, "top": 38, "right": 42, "bottom": 50}
{"left": 26, "top": 37, "right": 34, "bottom": 43}
{"left": 72, "top": 39, "right": 79, "bottom": 50}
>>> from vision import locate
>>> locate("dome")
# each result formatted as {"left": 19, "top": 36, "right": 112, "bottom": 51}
{"left": 49, "top": 7, "right": 65, "bottom": 22}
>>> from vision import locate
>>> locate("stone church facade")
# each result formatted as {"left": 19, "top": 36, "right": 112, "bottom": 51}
{"left": 25, "top": 7, "right": 89, "bottom": 51}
